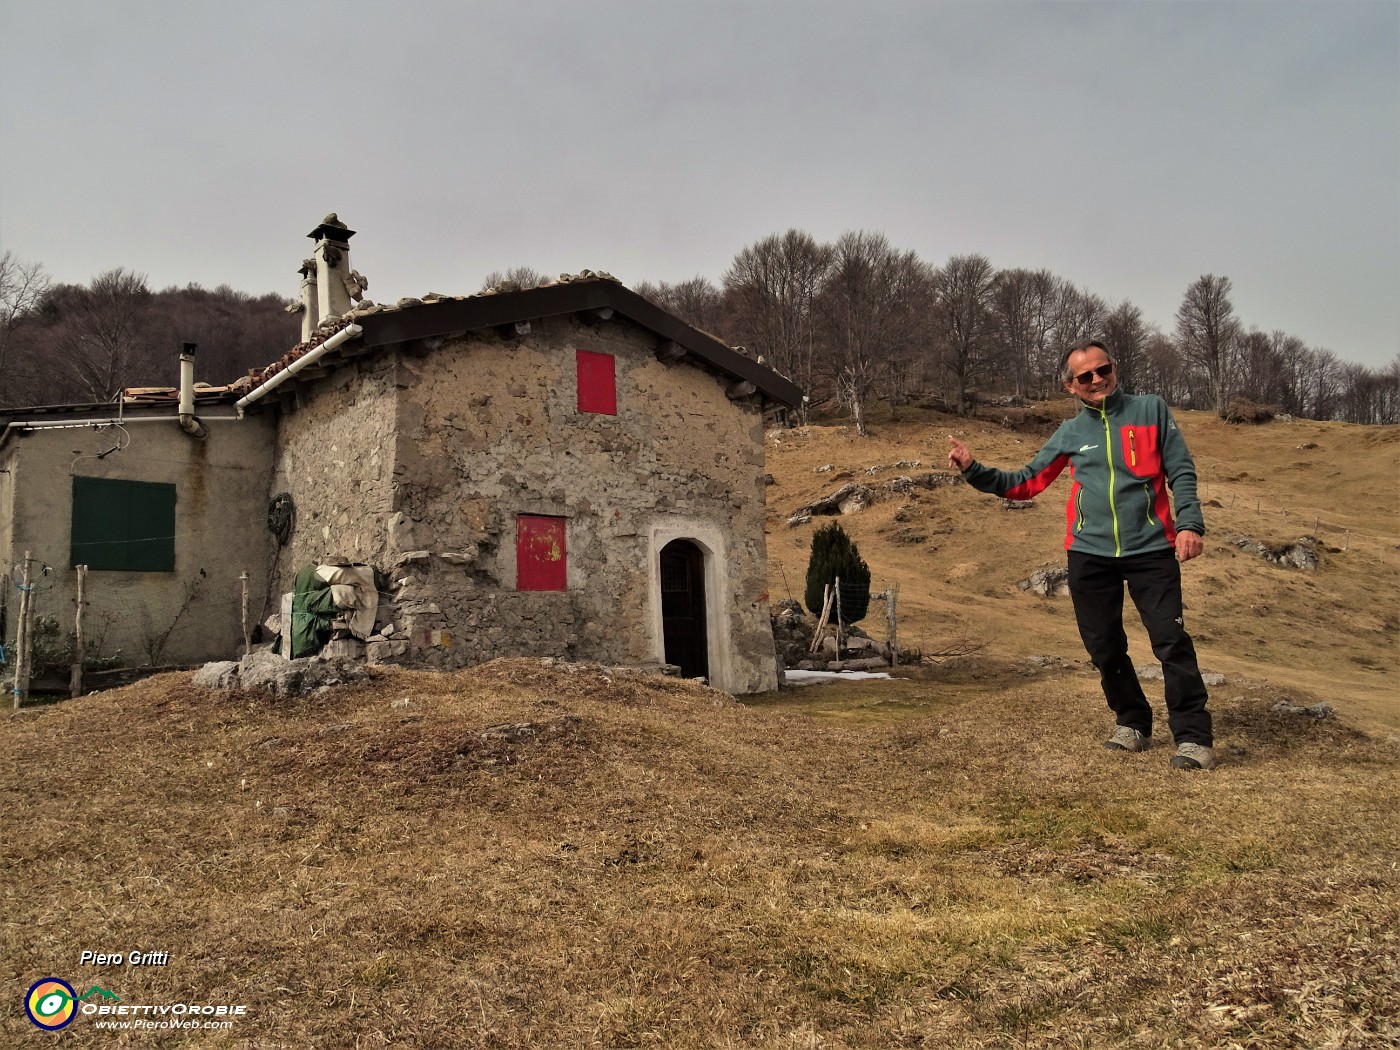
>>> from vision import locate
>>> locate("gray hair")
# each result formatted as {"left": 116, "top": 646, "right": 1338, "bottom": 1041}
{"left": 1059, "top": 340, "right": 1115, "bottom": 383}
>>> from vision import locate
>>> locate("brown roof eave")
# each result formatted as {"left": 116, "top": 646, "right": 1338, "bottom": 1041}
{"left": 354, "top": 281, "right": 805, "bottom": 408}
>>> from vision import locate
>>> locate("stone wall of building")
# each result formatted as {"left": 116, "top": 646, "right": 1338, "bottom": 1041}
{"left": 265, "top": 312, "right": 779, "bottom": 694}
{"left": 386, "top": 314, "right": 778, "bottom": 693}
{"left": 271, "top": 356, "right": 399, "bottom": 577}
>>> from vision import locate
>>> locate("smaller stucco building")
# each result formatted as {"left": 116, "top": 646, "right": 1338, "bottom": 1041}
{"left": 0, "top": 385, "right": 277, "bottom": 676}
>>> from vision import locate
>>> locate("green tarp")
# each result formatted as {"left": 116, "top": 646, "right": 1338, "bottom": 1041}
{"left": 275, "top": 564, "right": 341, "bottom": 658}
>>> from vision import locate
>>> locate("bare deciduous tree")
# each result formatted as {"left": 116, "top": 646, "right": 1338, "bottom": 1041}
{"left": 723, "top": 230, "right": 832, "bottom": 421}
{"left": 1383, "top": 354, "right": 1400, "bottom": 425}
{"left": 480, "top": 267, "right": 547, "bottom": 292}
{"left": 1175, "top": 274, "right": 1241, "bottom": 412}
{"left": 813, "top": 232, "right": 928, "bottom": 436}
{"left": 882, "top": 257, "right": 935, "bottom": 420}
{"left": 38, "top": 269, "right": 154, "bottom": 403}
{"left": 931, "top": 253, "right": 998, "bottom": 415}
{"left": 1300, "top": 346, "right": 1343, "bottom": 419}
{"left": 8, "top": 272, "right": 295, "bottom": 406}
{"left": 1139, "top": 331, "right": 1190, "bottom": 406}
{"left": 635, "top": 276, "right": 730, "bottom": 340}
{"left": 1052, "top": 280, "right": 1108, "bottom": 354}
{"left": 1332, "top": 358, "right": 1399, "bottom": 424}
{"left": 991, "top": 268, "right": 1057, "bottom": 400}
{"left": 1268, "top": 330, "right": 1310, "bottom": 416}
{"left": 1102, "top": 300, "right": 1149, "bottom": 393}
{"left": 1232, "top": 329, "right": 1288, "bottom": 408}
{"left": 0, "top": 252, "right": 51, "bottom": 405}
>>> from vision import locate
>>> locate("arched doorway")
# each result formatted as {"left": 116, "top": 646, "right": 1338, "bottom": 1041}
{"left": 660, "top": 539, "right": 709, "bottom": 681}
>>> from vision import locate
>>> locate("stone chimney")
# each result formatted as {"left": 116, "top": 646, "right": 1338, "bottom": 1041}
{"left": 297, "top": 258, "right": 319, "bottom": 343}
{"left": 307, "top": 213, "right": 357, "bottom": 325}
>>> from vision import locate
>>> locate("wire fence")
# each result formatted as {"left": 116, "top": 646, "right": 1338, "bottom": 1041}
{"left": 1194, "top": 480, "right": 1398, "bottom": 562}
{"left": 3, "top": 559, "right": 275, "bottom": 702}
{"left": 2, "top": 549, "right": 411, "bottom": 704}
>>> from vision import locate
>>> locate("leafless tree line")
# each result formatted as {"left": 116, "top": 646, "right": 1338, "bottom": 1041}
{"left": 0, "top": 252, "right": 298, "bottom": 408}
{"left": 2, "top": 246, "right": 1394, "bottom": 427}
{"left": 635, "top": 236, "right": 1399, "bottom": 429}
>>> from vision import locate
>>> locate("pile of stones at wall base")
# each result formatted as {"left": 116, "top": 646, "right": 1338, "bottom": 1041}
{"left": 769, "top": 598, "right": 903, "bottom": 673}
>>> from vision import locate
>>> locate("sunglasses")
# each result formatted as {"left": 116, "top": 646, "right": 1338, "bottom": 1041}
{"left": 1072, "top": 363, "right": 1114, "bottom": 386}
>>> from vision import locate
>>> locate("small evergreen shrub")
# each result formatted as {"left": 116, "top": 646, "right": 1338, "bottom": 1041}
{"left": 804, "top": 521, "right": 871, "bottom": 625}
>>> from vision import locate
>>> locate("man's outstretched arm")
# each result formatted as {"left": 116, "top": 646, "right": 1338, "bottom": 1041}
{"left": 949, "top": 434, "right": 1070, "bottom": 501}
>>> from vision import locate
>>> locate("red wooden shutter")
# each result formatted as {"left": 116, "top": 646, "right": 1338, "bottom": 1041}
{"left": 576, "top": 350, "right": 617, "bottom": 414}
{"left": 517, "top": 514, "right": 567, "bottom": 591}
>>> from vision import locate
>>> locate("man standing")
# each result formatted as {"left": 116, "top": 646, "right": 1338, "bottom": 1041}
{"left": 947, "top": 340, "right": 1215, "bottom": 770}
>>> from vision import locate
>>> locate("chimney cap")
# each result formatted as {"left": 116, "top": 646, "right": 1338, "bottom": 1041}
{"left": 308, "top": 213, "right": 355, "bottom": 243}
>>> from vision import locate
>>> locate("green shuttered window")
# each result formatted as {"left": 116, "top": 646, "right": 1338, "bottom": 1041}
{"left": 71, "top": 476, "right": 177, "bottom": 571}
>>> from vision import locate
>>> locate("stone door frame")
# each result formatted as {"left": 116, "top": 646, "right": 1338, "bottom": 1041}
{"left": 647, "top": 520, "right": 733, "bottom": 691}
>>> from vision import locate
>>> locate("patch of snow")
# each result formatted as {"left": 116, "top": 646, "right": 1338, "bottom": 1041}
{"left": 784, "top": 669, "right": 892, "bottom": 686}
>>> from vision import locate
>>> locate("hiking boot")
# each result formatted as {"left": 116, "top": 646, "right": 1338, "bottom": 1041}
{"left": 1170, "top": 743, "right": 1217, "bottom": 771}
{"left": 1104, "top": 725, "right": 1151, "bottom": 752}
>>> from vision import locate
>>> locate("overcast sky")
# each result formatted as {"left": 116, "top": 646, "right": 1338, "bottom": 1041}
{"left": 1, "top": 0, "right": 1396, "bottom": 368}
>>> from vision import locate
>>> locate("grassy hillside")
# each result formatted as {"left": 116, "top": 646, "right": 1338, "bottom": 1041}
{"left": 2, "top": 403, "right": 1397, "bottom": 1048}
{"left": 767, "top": 402, "right": 1399, "bottom": 732}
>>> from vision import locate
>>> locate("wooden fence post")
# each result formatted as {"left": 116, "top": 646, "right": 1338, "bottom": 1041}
{"left": 13, "top": 551, "right": 33, "bottom": 708}
{"left": 69, "top": 565, "right": 87, "bottom": 698}
{"left": 809, "top": 584, "right": 834, "bottom": 654}
{"left": 887, "top": 583, "right": 899, "bottom": 668}
{"left": 834, "top": 575, "right": 845, "bottom": 654}
{"left": 240, "top": 571, "right": 251, "bottom": 657}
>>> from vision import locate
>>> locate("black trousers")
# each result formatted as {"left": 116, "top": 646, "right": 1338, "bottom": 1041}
{"left": 1067, "top": 549, "right": 1213, "bottom": 747}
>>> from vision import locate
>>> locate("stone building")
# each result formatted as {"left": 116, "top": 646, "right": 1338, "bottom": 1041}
{"left": 0, "top": 217, "right": 802, "bottom": 694}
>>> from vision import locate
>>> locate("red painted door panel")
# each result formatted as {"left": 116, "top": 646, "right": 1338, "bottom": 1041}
{"left": 517, "top": 515, "right": 567, "bottom": 591}
{"left": 576, "top": 349, "right": 617, "bottom": 415}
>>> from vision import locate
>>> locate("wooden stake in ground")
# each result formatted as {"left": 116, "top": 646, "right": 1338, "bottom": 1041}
{"left": 834, "top": 575, "right": 845, "bottom": 658}
{"left": 240, "top": 570, "right": 251, "bottom": 657}
{"left": 69, "top": 564, "right": 87, "bottom": 698}
{"left": 887, "top": 583, "right": 899, "bottom": 667}
{"left": 810, "top": 584, "right": 834, "bottom": 654}
{"left": 13, "top": 550, "right": 33, "bottom": 708}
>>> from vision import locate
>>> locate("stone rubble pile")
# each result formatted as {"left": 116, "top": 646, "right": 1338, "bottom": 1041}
{"left": 193, "top": 650, "right": 370, "bottom": 696}
{"left": 1018, "top": 566, "right": 1071, "bottom": 597}
{"left": 1230, "top": 535, "right": 1321, "bottom": 571}
{"left": 770, "top": 598, "right": 895, "bottom": 672}
{"left": 788, "top": 471, "right": 961, "bottom": 527}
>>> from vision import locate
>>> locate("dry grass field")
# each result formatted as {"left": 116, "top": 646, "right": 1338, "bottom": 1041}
{"left": 2, "top": 402, "right": 1397, "bottom": 1049}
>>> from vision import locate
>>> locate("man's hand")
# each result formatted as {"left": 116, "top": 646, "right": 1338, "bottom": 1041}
{"left": 948, "top": 436, "right": 973, "bottom": 472}
{"left": 1176, "top": 530, "right": 1203, "bottom": 562}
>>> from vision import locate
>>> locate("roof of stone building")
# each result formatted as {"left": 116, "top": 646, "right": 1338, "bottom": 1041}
{"left": 0, "top": 384, "right": 241, "bottom": 421}
{"left": 259, "top": 274, "right": 804, "bottom": 408}
{"left": 0, "top": 275, "right": 804, "bottom": 420}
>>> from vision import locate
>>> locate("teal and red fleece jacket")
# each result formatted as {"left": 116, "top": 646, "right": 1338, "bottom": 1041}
{"left": 960, "top": 390, "right": 1204, "bottom": 558}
